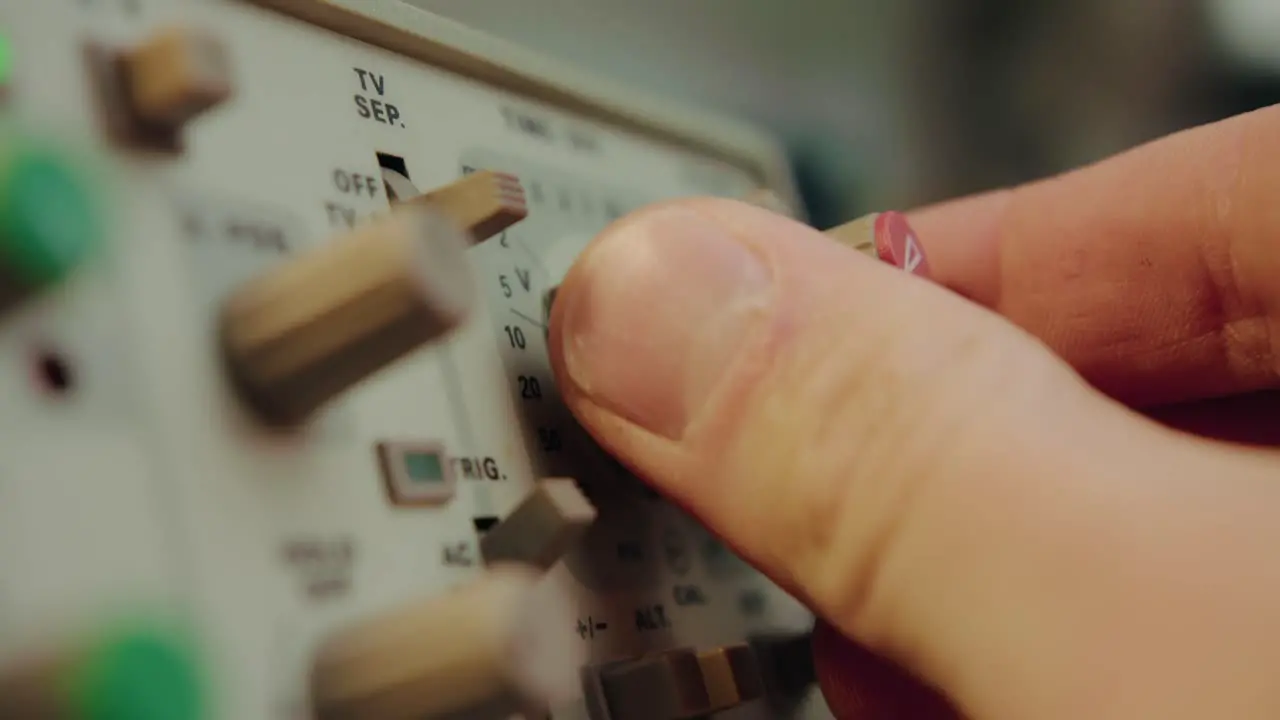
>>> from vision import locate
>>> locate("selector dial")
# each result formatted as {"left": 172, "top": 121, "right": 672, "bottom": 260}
{"left": 310, "top": 565, "right": 583, "bottom": 720}
{"left": 462, "top": 153, "right": 668, "bottom": 592}
{"left": 219, "top": 206, "right": 473, "bottom": 427}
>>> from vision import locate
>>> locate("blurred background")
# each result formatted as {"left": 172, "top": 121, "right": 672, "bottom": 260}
{"left": 413, "top": 0, "right": 1280, "bottom": 228}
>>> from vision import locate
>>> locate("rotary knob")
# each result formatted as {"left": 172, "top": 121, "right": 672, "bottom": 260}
{"left": 825, "top": 211, "right": 931, "bottom": 277}
{"left": 310, "top": 565, "right": 582, "bottom": 720}
{"left": 219, "top": 206, "right": 473, "bottom": 427}
{"left": 741, "top": 190, "right": 931, "bottom": 277}
{"left": 120, "top": 28, "right": 232, "bottom": 133}
{"left": 88, "top": 27, "right": 233, "bottom": 151}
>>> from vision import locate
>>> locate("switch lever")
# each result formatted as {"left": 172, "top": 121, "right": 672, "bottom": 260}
{"left": 480, "top": 478, "right": 597, "bottom": 570}
{"left": 388, "top": 170, "right": 528, "bottom": 244}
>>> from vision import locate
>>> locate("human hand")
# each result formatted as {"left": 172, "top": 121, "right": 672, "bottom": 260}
{"left": 546, "top": 105, "right": 1280, "bottom": 719}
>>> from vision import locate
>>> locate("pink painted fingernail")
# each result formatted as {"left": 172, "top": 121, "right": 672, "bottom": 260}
{"left": 874, "top": 211, "right": 931, "bottom": 278}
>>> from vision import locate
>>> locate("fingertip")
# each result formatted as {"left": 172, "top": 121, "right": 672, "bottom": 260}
{"left": 549, "top": 198, "right": 776, "bottom": 442}
{"left": 907, "top": 188, "right": 1012, "bottom": 307}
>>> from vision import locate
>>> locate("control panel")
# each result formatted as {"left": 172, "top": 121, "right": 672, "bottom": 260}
{"left": 0, "top": 1, "right": 830, "bottom": 718}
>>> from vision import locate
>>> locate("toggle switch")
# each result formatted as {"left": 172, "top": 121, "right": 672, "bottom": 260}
{"left": 310, "top": 565, "right": 582, "bottom": 720}
{"left": 825, "top": 211, "right": 931, "bottom": 277}
{"left": 696, "top": 644, "right": 765, "bottom": 712}
{"left": 219, "top": 206, "right": 473, "bottom": 427}
{"left": 388, "top": 170, "right": 528, "bottom": 244}
{"left": 87, "top": 27, "right": 231, "bottom": 151}
{"left": 594, "top": 648, "right": 710, "bottom": 720}
{"left": 479, "top": 478, "right": 597, "bottom": 571}
{"left": 0, "top": 620, "right": 206, "bottom": 720}
{"left": 589, "top": 644, "right": 766, "bottom": 720}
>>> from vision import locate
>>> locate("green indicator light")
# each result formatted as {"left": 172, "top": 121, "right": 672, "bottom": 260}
{"left": 63, "top": 623, "right": 206, "bottom": 720}
{"left": 0, "top": 146, "right": 101, "bottom": 287}
{"left": 404, "top": 451, "right": 445, "bottom": 483}
{"left": 0, "top": 35, "right": 11, "bottom": 83}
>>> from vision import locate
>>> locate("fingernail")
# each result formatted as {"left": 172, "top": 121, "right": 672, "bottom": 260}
{"left": 560, "top": 205, "right": 774, "bottom": 440}
{"left": 874, "top": 211, "right": 932, "bottom": 278}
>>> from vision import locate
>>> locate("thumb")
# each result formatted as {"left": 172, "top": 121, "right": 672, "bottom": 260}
{"left": 548, "top": 198, "right": 1280, "bottom": 720}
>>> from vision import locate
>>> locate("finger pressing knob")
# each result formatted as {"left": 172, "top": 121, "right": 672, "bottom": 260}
{"left": 825, "top": 211, "right": 931, "bottom": 277}
{"left": 219, "top": 206, "right": 473, "bottom": 427}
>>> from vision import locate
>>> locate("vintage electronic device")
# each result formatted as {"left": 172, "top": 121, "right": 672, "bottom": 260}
{"left": 0, "top": 1, "right": 832, "bottom": 718}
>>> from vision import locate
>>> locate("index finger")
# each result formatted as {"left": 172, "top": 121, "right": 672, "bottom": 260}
{"left": 908, "top": 104, "right": 1280, "bottom": 406}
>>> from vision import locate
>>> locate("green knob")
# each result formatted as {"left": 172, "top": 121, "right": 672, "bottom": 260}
{"left": 0, "top": 142, "right": 101, "bottom": 289}
{"left": 63, "top": 623, "right": 206, "bottom": 720}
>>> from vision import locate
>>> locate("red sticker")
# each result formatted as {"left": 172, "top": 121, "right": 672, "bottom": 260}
{"left": 874, "top": 211, "right": 931, "bottom": 278}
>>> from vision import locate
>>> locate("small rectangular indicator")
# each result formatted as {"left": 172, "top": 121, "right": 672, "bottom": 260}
{"left": 376, "top": 440, "right": 456, "bottom": 506}
{"left": 403, "top": 451, "right": 444, "bottom": 483}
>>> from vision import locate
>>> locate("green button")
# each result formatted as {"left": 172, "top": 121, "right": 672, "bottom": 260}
{"left": 63, "top": 623, "right": 206, "bottom": 720}
{"left": 0, "top": 144, "right": 100, "bottom": 287}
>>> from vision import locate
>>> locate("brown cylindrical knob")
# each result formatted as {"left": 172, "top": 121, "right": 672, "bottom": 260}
{"left": 311, "top": 566, "right": 583, "bottom": 720}
{"left": 220, "top": 207, "right": 473, "bottom": 427}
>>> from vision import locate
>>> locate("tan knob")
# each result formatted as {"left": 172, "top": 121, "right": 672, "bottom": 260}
{"left": 393, "top": 170, "right": 528, "bottom": 244}
{"left": 596, "top": 648, "right": 710, "bottom": 720}
{"left": 824, "top": 213, "right": 879, "bottom": 259}
{"left": 479, "top": 478, "right": 598, "bottom": 570}
{"left": 697, "top": 644, "right": 765, "bottom": 712}
{"left": 123, "top": 27, "right": 232, "bottom": 129}
{"left": 220, "top": 206, "right": 473, "bottom": 427}
{"left": 311, "top": 565, "right": 583, "bottom": 720}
